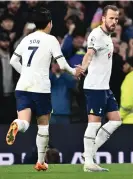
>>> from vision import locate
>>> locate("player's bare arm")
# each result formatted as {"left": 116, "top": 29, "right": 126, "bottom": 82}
{"left": 81, "top": 48, "right": 95, "bottom": 71}
{"left": 56, "top": 57, "right": 84, "bottom": 77}
{"left": 51, "top": 36, "right": 84, "bottom": 77}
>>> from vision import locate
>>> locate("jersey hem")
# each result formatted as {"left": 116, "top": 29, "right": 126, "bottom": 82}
{"left": 15, "top": 89, "right": 51, "bottom": 93}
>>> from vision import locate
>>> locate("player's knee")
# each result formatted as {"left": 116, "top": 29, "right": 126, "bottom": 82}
{"left": 37, "top": 114, "right": 50, "bottom": 125}
{"left": 17, "top": 108, "right": 31, "bottom": 123}
{"left": 88, "top": 114, "right": 101, "bottom": 122}
{"left": 115, "top": 120, "right": 122, "bottom": 127}
{"left": 38, "top": 124, "right": 49, "bottom": 135}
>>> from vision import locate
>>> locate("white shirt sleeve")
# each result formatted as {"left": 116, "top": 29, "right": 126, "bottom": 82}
{"left": 87, "top": 30, "right": 101, "bottom": 52}
{"left": 10, "top": 41, "right": 23, "bottom": 74}
{"left": 51, "top": 36, "right": 63, "bottom": 59}
{"left": 51, "top": 36, "right": 76, "bottom": 75}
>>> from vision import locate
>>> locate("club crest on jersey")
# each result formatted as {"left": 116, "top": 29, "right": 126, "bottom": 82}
{"left": 91, "top": 36, "right": 96, "bottom": 46}
{"left": 108, "top": 52, "right": 111, "bottom": 59}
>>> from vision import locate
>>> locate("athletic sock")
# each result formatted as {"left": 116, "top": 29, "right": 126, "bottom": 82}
{"left": 14, "top": 119, "right": 29, "bottom": 132}
{"left": 84, "top": 122, "right": 101, "bottom": 165}
{"left": 36, "top": 125, "right": 49, "bottom": 164}
{"left": 93, "top": 120, "right": 122, "bottom": 156}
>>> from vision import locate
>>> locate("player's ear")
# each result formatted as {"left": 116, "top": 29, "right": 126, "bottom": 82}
{"left": 47, "top": 21, "right": 52, "bottom": 31}
{"left": 102, "top": 16, "right": 105, "bottom": 23}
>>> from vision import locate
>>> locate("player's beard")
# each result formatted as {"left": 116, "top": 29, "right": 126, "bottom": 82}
{"left": 105, "top": 21, "right": 116, "bottom": 33}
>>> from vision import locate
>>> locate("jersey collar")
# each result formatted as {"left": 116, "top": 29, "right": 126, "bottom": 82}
{"left": 100, "top": 26, "right": 110, "bottom": 36}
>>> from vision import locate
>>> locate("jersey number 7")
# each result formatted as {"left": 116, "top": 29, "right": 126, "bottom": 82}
{"left": 27, "top": 46, "right": 38, "bottom": 66}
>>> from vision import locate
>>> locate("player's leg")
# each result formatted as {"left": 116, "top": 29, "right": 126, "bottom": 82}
{"left": 33, "top": 93, "right": 52, "bottom": 171}
{"left": 93, "top": 90, "right": 122, "bottom": 158}
{"left": 6, "top": 91, "right": 31, "bottom": 145}
{"left": 35, "top": 114, "right": 50, "bottom": 171}
{"left": 83, "top": 90, "right": 108, "bottom": 172}
{"left": 84, "top": 115, "right": 101, "bottom": 164}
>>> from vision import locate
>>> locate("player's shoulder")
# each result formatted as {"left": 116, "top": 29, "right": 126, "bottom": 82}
{"left": 47, "top": 34, "right": 58, "bottom": 42}
{"left": 46, "top": 34, "right": 59, "bottom": 46}
{"left": 17, "top": 34, "right": 28, "bottom": 47}
{"left": 37, "top": 32, "right": 58, "bottom": 43}
{"left": 25, "top": 31, "right": 37, "bottom": 39}
{"left": 89, "top": 26, "right": 103, "bottom": 39}
{"left": 21, "top": 32, "right": 34, "bottom": 42}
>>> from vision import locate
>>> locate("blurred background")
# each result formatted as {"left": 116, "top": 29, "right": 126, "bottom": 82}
{"left": 0, "top": 0, "right": 133, "bottom": 165}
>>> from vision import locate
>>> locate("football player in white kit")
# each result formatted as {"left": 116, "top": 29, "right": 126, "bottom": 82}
{"left": 81, "top": 5, "right": 122, "bottom": 172}
{"left": 6, "top": 8, "right": 84, "bottom": 171}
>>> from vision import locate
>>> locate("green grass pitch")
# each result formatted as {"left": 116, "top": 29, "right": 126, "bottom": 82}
{"left": 0, "top": 164, "right": 133, "bottom": 179}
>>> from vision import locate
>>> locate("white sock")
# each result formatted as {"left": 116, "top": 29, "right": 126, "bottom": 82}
{"left": 36, "top": 125, "right": 49, "bottom": 164}
{"left": 14, "top": 119, "right": 29, "bottom": 132}
{"left": 84, "top": 122, "right": 101, "bottom": 165}
{"left": 93, "top": 120, "right": 122, "bottom": 156}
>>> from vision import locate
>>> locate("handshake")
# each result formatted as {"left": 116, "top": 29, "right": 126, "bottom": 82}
{"left": 74, "top": 64, "right": 85, "bottom": 77}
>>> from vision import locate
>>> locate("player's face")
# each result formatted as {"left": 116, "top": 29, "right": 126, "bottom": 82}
{"left": 103, "top": 9, "right": 119, "bottom": 33}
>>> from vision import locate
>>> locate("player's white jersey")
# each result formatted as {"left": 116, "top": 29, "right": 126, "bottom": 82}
{"left": 83, "top": 26, "right": 114, "bottom": 90}
{"left": 14, "top": 31, "right": 63, "bottom": 93}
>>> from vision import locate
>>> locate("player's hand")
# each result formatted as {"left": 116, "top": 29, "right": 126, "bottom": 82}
{"left": 74, "top": 64, "right": 85, "bottom": 77}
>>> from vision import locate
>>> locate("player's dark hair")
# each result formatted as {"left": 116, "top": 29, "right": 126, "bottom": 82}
{"left": 31, "top": 7, "right": 52, "bottom": 29}
{"left": 103, "top": 5, "right": 119, "bottom": 16}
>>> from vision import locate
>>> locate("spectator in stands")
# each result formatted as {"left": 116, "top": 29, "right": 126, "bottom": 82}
{"left": 118, "top": 7, "right": 133, "bottom": 42}
{"left": 61, "top": 23, "right": 85, "bottom": 62}
{"left": 0, "top": 31, "right": 14, "bottom": 96}
{"left": 45, "top": 148, "right": 60, "bottom": 164}
{"left": 0, "top": 1, "right": 6, "bottom": 17}
{"left": 120, "top": 57, "right": 133, "bottom": 124}
{"left": 0, "top": 31, "right": 16, "bottom": 121}
{"left": 110, "top": 37, "right": 125, "bottom": 106}
{"left": 117, "top": 1, "right": 133, "bottom": 21}
{"left": 26, "top": 0, "right": 39, "bottom": 9}
{"left": 90, "top": 1, "right": 103, "bottom": 30}
{"left": 13, "top": 22, "right": 36, "bottom": 49}
{"left": 3, "top": 1, "right": 25, "bottom": 40}
{"left": 61, "top": 22, "right": 86, "bottom": 119}
{"left": 114, "top": 24, "right": 122, "bottom": 41}
{"left": 0, "top": 14, "right": 15, "bottom": 42}
{"left": 6, "top": 1, "right": 21, "bottom": 16}
{"left": 64, "top": 1, "right": 85, "bottom": 21}
{"left": 118, "top": 7, "right": 132, "bottom": 28}
{"left": 119, "top": 41, "right": 128, "bottom": 61}
{"left": 128, "top": 38, "right": 133, "bottom": 57}
{"left": 50, "top": 63, "right": 77, "bottom": 124}
{"left": 24, "top": 0, "right": 40, "bottom": 20}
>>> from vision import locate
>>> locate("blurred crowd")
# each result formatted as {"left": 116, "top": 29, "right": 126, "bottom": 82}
{"left": 0, "top": 1, "right": 133, "bottom": 124}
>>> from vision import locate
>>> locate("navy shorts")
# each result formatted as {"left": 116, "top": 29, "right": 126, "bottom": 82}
{"left": 84, "top": 89, "right": 118, "bottom": 117}
{"left": 15, "top": 90, "right": 52, "bottom": 117}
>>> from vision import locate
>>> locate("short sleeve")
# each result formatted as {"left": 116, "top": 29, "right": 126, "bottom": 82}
{"left": 51, "top": 36, "right": 63, "bottom": 60}
{"left": 14, "top": 39, "right": 24, "bottom": 58}
{"left": 87, "top": 30, "right": 101, "bottom": 52}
